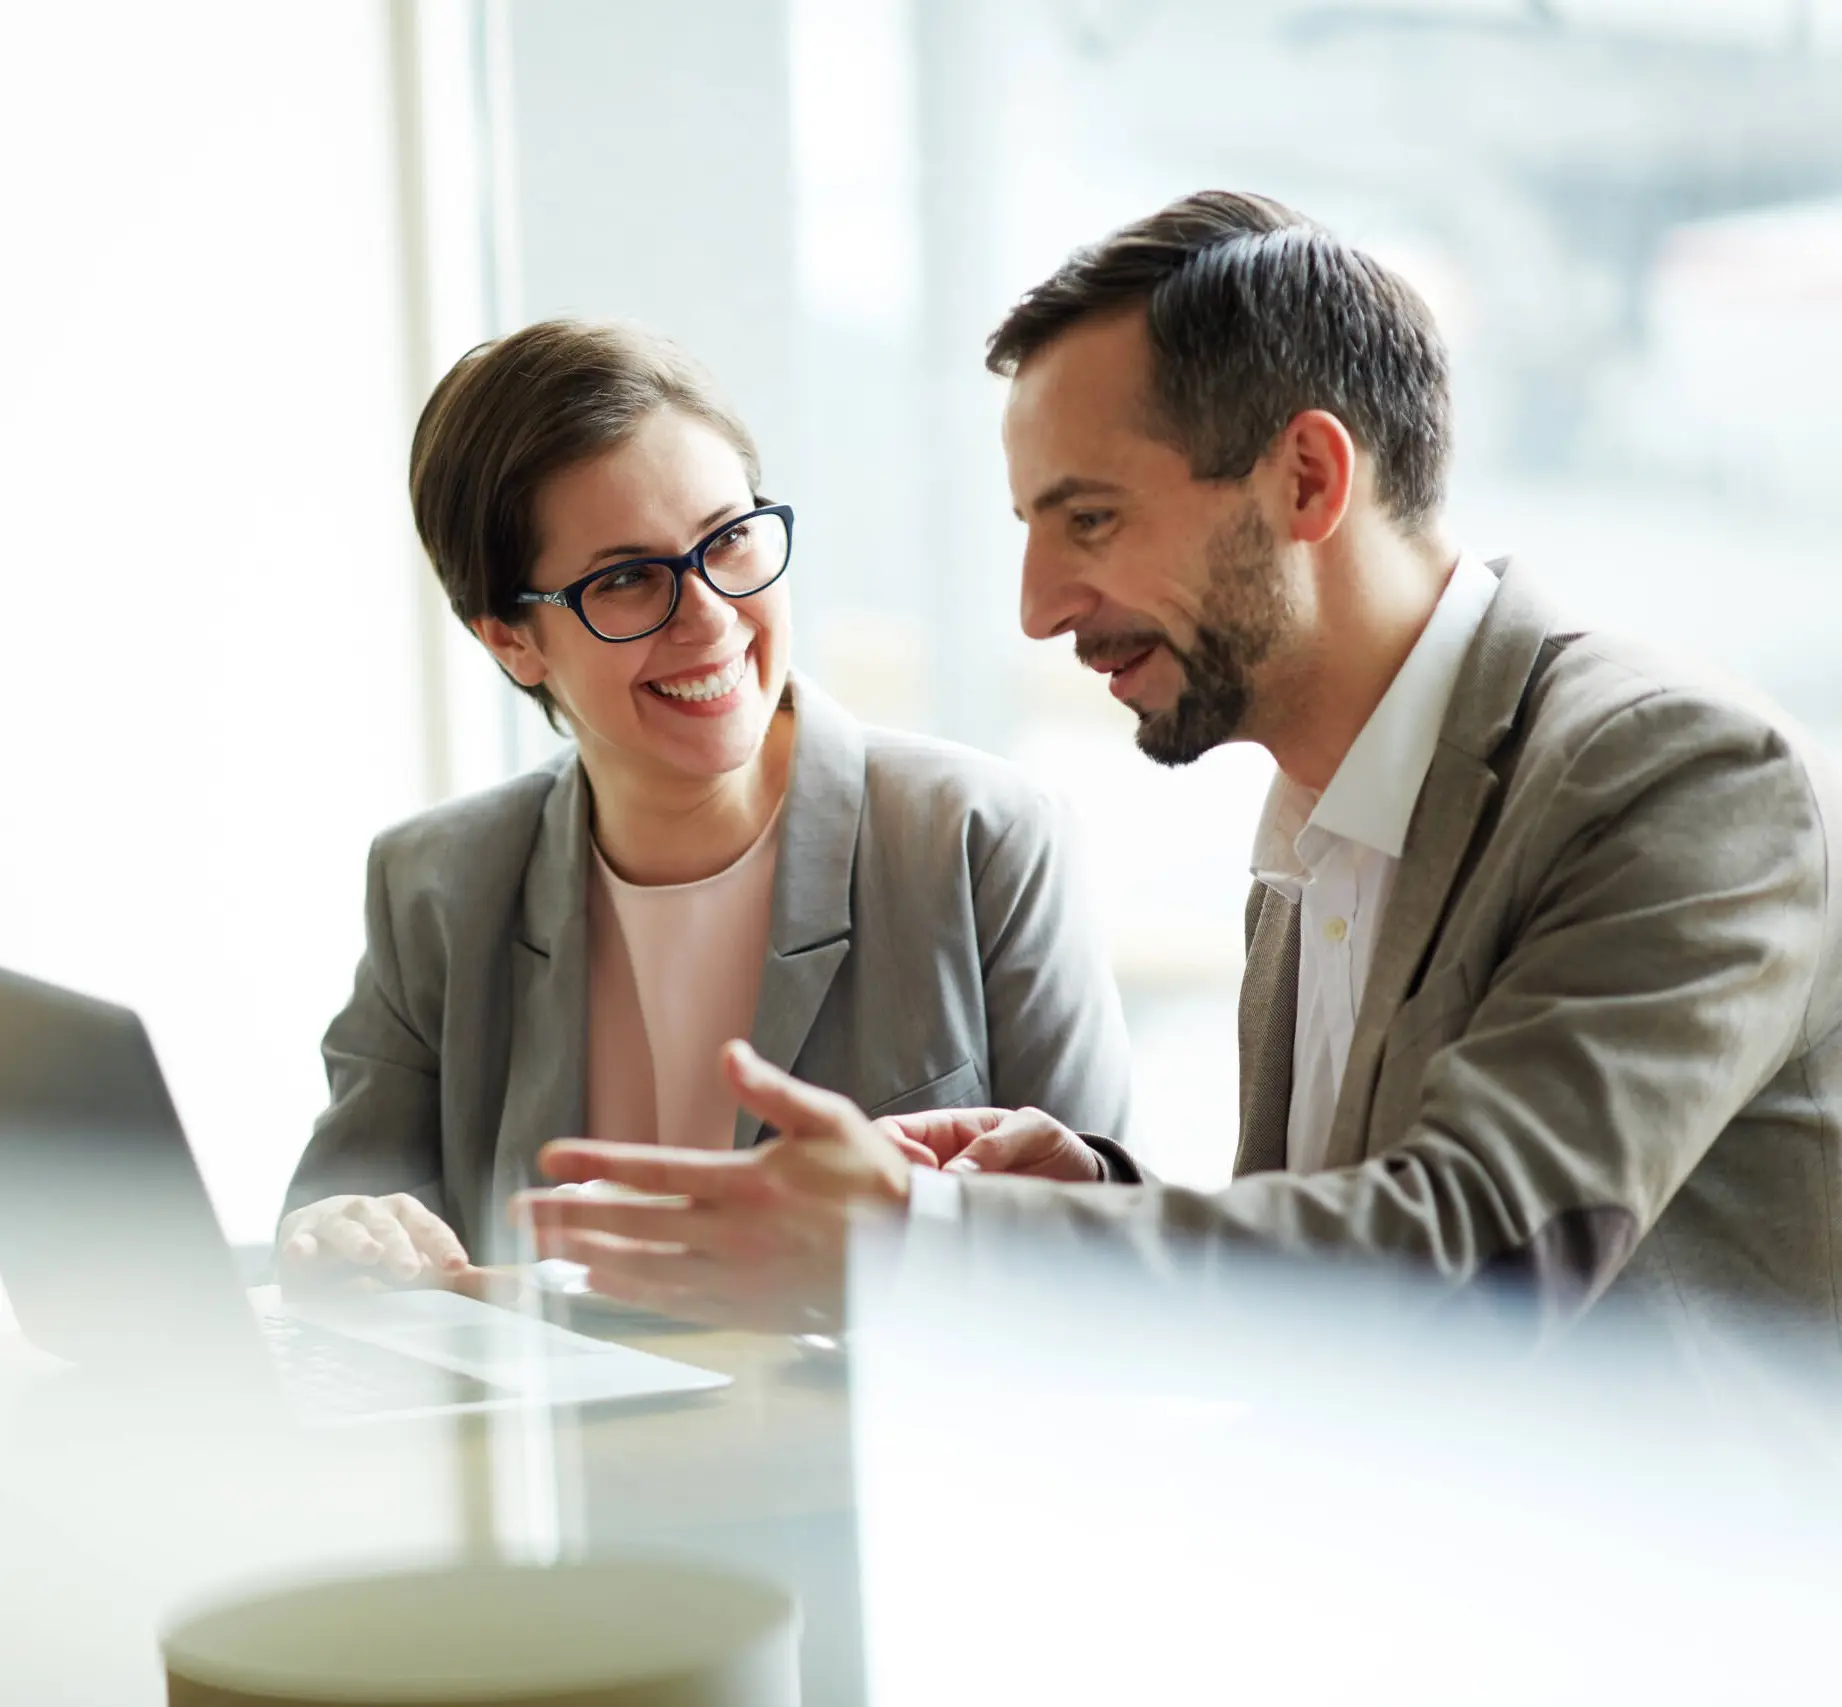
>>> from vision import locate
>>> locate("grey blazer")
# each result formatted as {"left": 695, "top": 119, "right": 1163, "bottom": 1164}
{"left": 284, "top": 675, "right": 1135, "bottom": 1257}
{"left": 948, "top": 562, "right": 1842, "bottom": 1367}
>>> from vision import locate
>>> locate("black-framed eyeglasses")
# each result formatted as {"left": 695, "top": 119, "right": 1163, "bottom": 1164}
{"left": 515, "top": 502, "right": 795, "bottom": 643}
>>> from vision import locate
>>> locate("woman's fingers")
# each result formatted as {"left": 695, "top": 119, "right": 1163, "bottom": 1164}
{"left": 389, "top": 1194, "right": 471, "bottom": 1274}
{"left": 315, "top": 1211, "right": 387, "bottom": 1266}
{"left": 277, "top": 1195, "right": 470, "bottom": 1289}
{"left": 348, "top": 1199, "right": 426, "bottom": 1281}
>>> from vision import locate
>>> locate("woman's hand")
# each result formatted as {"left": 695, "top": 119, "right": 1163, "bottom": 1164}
{"left": 880, "top": 1106, "right": 1103, "bottom": 1182}
{"left": 277, "top": 1193, "right": 472, "bottom": 1294}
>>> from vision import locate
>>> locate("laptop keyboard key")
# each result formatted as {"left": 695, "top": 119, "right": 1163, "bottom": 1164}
{"left": 259, "top": 1312, "right": 504, "bottom": 1418}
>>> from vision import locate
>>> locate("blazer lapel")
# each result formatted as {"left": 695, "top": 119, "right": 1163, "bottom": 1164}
{"left": 734, "top": 673, "right": 864, "bottom": 1149}
{"left": 1234, "top": 885, "right": 1300, "bottom": 1178}
{"left": 1320, "top": 560, "right": 1556, "bottom": 1171}
{"left": 487, "top": 757, "right": 593, "bottom": 1231}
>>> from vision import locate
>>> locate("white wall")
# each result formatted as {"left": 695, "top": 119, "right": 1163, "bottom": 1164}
{"left": 0, "top": 2, "right": 429, "bottom": 1240}
{"left": 501, "top": 0, "right": 804, "bottom": 502}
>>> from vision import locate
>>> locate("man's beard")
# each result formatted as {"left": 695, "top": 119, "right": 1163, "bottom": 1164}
{"left": 1134, "top": 508, "right": 1288, "bottom": 768}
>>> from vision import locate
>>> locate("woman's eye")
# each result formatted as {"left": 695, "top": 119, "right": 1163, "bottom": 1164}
{"left": 708, "top": 524, "right": 749, "bottom": 556}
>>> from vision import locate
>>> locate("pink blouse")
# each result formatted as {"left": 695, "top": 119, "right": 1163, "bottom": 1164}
{"left": 584, "top": 808, "right": 781, "bottom": 1150}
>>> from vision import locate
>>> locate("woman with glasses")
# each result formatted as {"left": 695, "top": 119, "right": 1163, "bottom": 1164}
{"left": 277, "top": 319, "right": 1135, "bottom": 1292}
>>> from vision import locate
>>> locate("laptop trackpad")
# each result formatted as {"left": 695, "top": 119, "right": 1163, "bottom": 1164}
{"left": 274, "top": 1288, "right": 730, "bottom": 1410}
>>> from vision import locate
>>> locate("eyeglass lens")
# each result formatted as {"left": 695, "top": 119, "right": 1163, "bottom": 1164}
{"left": 578, "top": 510, "right": 790, "bottom": 640}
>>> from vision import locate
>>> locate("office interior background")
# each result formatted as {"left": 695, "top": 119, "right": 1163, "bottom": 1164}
{"left": 2, "top": 0, "right": 1839, "bottom": 1244}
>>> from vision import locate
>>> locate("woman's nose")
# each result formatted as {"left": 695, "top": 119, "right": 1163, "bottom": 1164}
{"left": 669, "top": 570, "right": 736, "bottom": 640}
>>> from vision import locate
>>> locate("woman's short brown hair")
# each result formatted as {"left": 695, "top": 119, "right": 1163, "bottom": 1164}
{"left": 409, "top": 319, "right": 762, "bottom": 725}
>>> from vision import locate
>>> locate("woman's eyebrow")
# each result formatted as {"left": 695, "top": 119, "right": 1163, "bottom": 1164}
{"left": 581, "top": 503, "right": 749, "bottom": 571}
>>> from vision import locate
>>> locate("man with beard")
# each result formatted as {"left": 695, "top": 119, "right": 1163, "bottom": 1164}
{"left": 521, "top": 192, "right": 1842, "bottom": 1368}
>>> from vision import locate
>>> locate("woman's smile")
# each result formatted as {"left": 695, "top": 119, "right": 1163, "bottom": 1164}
{"left": 640, "top": 647, "right": 754, "bottom": 717}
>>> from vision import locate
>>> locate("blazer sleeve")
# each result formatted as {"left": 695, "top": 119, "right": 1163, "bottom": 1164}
{"left": 973, "top": 790, "right": 1139, "bottom": 1178}
{"left": 278, "top": 836, "right": 447, "bottom": 1231}
{"left": 949, "top": 692, "right": 1828, "bottom": 1315}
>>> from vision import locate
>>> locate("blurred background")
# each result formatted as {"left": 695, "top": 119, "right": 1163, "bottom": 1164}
{"left": 2, "top": 0, "right": 1839, "bottom": 1242}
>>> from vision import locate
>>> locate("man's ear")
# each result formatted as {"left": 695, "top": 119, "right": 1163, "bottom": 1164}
{"left": 1276, "top": 409, "right": 1357, "bottom": 546}
{"left": 471, "top": 615, "right": 549, "bottom": 689}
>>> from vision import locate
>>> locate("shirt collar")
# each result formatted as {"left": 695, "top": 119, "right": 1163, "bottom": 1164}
{"left": 1249, "top": 552, "right": 1499, "bottom": 884}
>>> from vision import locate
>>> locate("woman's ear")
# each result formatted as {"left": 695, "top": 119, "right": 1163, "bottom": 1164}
{"left": 471, "top": 615, "right": 550, "bottom": 689}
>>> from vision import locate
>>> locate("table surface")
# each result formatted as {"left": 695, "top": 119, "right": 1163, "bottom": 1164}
{"left": 0, "top": 1305, "right": 866, "bottom": 1704}
{"left": 543, "top": 1315, "right": 855, "bottom": 1530}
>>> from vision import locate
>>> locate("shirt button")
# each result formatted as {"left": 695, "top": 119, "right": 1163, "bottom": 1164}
{"left": 1323, "top": 917, "right": 1349, "bottom": 944}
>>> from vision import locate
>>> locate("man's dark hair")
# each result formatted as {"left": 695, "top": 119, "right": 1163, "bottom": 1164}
{"left": 410, "top": 319, "right": 762, "bottom": 728}
{"left": 986, "top": 191, "right": 1450, "bottom": 531}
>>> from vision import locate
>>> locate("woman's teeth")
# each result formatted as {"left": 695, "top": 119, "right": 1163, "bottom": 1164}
{"left": 648, "top": 653, "right": 749, "bottom": 702}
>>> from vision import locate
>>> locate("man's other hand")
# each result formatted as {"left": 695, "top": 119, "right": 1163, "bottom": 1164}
{"left": 881, "top": 1105, "right": 1102, "bottom": 1182}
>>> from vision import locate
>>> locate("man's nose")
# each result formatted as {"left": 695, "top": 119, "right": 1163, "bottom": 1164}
{"left": 1018, "top": 535, "right": 1091, "bottom": 642}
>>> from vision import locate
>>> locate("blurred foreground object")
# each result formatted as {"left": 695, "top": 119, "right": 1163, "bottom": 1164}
{"left": 855, "top": 1224, "right": 1842, "bottom": 1707}
{"left": 164, "top": 1556, "right": 798, "bottom": 1706}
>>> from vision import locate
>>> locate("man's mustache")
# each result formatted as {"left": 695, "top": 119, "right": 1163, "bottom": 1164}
{"left": 1073, "top": 630, "right": 1171, "bottom": 673}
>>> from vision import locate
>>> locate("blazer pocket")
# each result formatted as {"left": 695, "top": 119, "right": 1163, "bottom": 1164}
{"left": 866, "top": 1058, "right": 986, "bottom": 1120}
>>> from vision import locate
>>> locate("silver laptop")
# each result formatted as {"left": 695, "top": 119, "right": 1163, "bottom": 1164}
{"left": 0, "top": 966, "right": 729, "bottom": 1424}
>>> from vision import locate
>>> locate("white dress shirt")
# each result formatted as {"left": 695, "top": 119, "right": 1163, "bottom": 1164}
{"left": 1248, "top": 554, "right": 1498, "bottom": 1172}
{"left": 908, "top": 553, "right": 1499, "bottom": 1219}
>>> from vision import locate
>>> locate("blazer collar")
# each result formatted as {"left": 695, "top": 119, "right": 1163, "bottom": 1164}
{"left": 488, "top": 753, "right": 592, "bottom": 1249}
{"left": 1434, "top": 558, "right": 1557, "bottom": 763}
{"left": 1234, "top": 888, "right": 1301, "bottom": 1179}
{"left": 1319, "top": 555, "right": 1557, "bottom": 1171}
{"left": 1249, "top": 553, "right": 1497, "bottom": 900}
{"left": 518, "top": 751, "right": 593, "bottom": 959}
{"left": 734, "top": 671, "right": 865, "bottom": 1147}
{"left": 768, "top": 670, "right": 865, "bottom": 954}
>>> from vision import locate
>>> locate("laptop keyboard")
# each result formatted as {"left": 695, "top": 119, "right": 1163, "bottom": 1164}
{"left": 259, "top": 1311, "right": 504, "bottom": 1419}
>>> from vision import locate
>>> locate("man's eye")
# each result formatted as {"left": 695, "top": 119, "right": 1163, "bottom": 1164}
{"left": 1069, "top": 510, "right": 1114, "bottom": 537}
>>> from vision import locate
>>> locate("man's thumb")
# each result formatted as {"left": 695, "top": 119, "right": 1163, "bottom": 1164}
{"left": 943, "top": 1117, "right": 1028, "bottom": 1175}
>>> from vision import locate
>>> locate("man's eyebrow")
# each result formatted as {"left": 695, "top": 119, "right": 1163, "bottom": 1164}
{"left": 581, "top": 503, "right": 748, "bottom": 571}
{"left": 1021, "top": 476, "right": 1129, "bottom": 517}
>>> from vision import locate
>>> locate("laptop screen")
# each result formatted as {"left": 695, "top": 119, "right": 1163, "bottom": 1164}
{"left": 0, "top": 966, "right": 272, "bottom": 1389}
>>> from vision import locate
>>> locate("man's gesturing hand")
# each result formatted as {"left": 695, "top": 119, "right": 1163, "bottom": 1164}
{"left": 517, "top": 1041, "right": 913, "bottom": 1332}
